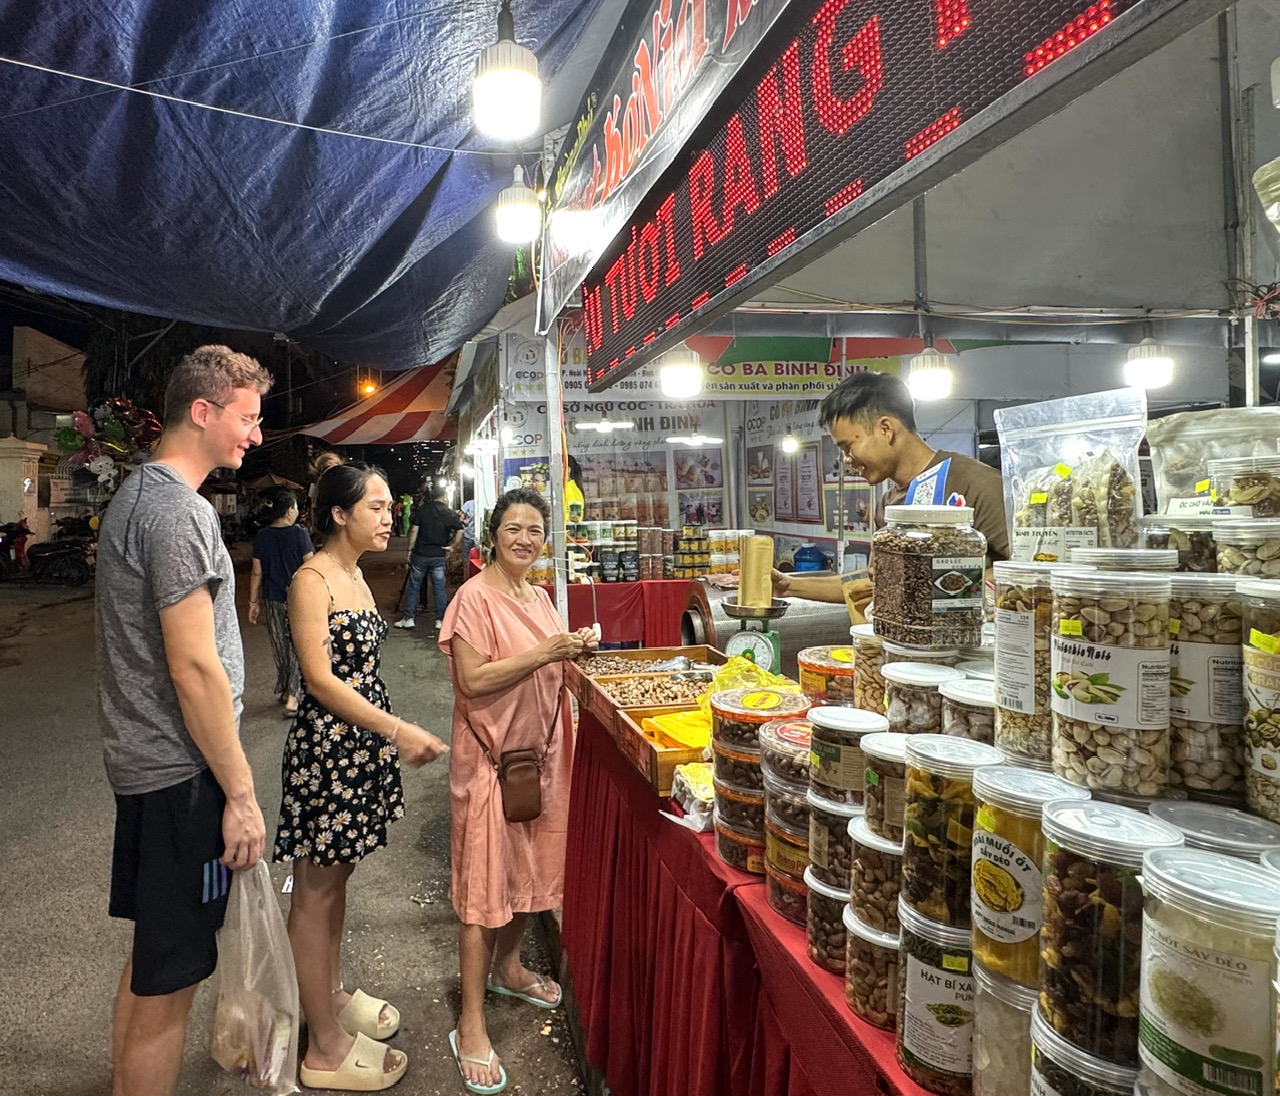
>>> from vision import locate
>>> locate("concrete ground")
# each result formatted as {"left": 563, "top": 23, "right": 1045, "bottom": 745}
{"left": 0, "top": 541, "right": 584, "bottom": 1096}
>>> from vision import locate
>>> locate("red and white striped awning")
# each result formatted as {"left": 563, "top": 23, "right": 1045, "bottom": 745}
{"left": 299, "top": 361, "right": 455, "bottom": 445}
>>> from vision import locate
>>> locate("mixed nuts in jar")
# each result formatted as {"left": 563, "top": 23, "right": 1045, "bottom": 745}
{"left": 764, "top": 769, "right": 810, "bottom": 833}
{"left": 808, "top": 705, "right": 888, "bottom": 804}
{"left": 1239, "top": 579, "right": 1280, "bottom": 822}
{"left": 939, "top": 678, "right": 996, "bottom": 744}
{"left": 862, "top": 732, "right": 909, "bottom": 843}
{"left": 758, "top": 718, "right": 812, "bottom": 789}
{"left": 849, "top": 814, "right": 903, "bottom": 935}
{"left": 882, "top": 662, "right": 966, "bottom": 735}
{"left": 1141, "top": 514, "right": 1219, "bottom": 573}
{"left": 1030, "top": 1008, "right": 1139, "bottom": 1096}
{"left": 1208, "top": 454, "right": 1280, "bottom": 517}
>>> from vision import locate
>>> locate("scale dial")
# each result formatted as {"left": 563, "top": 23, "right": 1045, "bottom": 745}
{"left": 725, "top": 630, "right": 777, "bottom": 672}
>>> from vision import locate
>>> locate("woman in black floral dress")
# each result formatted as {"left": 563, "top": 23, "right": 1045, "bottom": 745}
{"left": 274, "top": 464, "right": 447, "bottom": 1092}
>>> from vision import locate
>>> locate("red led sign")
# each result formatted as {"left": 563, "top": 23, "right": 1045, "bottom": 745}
{"left": 581, "top": 0, "right": 1162, "bottom": 390}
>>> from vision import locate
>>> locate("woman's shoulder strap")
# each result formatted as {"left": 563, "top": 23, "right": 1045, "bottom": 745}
{"left": 294, "top": 564, "right": 335, "bottom": 610}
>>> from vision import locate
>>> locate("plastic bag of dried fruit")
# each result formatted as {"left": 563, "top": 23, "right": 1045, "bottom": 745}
{"left": 995, "top": 388, "right": 1147, "bottom": 562}
{"left": 1146, "top": 406, "right": 1280, "bottom": 514}
{"left": 696, "top": 656, "right": 801, "bottom": 718}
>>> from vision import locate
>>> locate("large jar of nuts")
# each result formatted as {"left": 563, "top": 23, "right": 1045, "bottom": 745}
{"left": 896, "top": 897, "right": 976, "bottom": 1096}
{"left": 1208, "top": 454, "right": 1280, "bottom": 517}
{"left": 939, "top": 678, "right": 997, "bottom": 744}
{"left": 849, "top": 813, "right": 903, "bottom": 935}
{"left": 1049, "top": 570, "right": 1172, "bottom": 798}
{"left": 808, "top": 705, "right": 889, "bottom": 804}
{"left": 797, "top": 645, "right": 857, "bottom": 704}
{"left": 710, "top": 687, "right": 811, "bottom": 749}
{"left": 804, "top": 866, "right": 850, "bottom": 974}
{"left": 843, "top": 906, "right": 900, "bottom": 1031}
{"left": 851, "top": 624, "right": 887, "bottom": 713}
{"left": 1068, "top": 547, "right": 1178, "bottom": 571}
{"left": 882, "top": 662, "right": 966, "bottom": 735}
{"left": 759, "top": 718, "right": 812, "bottom": 789}
{"left": 872, "top": 505, "right": 987, "bottom": 650}
{"left": 902, "top": 735, "right": 1004, "bottom": 928}
{"left": 1214, "top": 518, "right": 1280, "bottom": 577}
{"left": 1239, "top": 579, "right": 1280, "bottom": 822}
{"left": 971, "top": 766, "right": 1089, "bottom": 987}
{"left": 1142, "top": 514, "right": 1219, "bottom": 573}
{"left": 862, "top": 732, "right": 909, "bottom": 842}
{"left": 807, "top": 789, "right": 861, "bottom": 889}
{"left": 1030, "top": 1009, "right": 1139, "bottom": 1096}
{"left": 972, "top": 960, "right": 1037, "bottom": 1096}
{"left": 1038, "top": 800, "right": 1183, "bottom": 1066}
{"left": 1167, "top": 573, "right": 1245, "bottom": 805}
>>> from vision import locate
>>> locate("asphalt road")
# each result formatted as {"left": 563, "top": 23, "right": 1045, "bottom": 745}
{"left": 0, "top": 541, "right": 584, "bottom": 1096}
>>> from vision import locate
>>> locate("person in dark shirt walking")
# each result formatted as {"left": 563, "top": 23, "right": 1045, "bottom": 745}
{"left": 249, "top": 487, "right": 314, "bottom": 716}
{"left": 394, "top": 482, "right": 463, "bottom": 631}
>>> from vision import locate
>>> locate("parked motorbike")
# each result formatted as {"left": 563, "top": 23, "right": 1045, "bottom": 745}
{"left": 0, "top": 518, "right": 94, "bottom": 586}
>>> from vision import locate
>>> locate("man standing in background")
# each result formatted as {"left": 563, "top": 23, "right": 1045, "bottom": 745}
{"left": 395, "top": 481, "right": 463, "bottom": 631}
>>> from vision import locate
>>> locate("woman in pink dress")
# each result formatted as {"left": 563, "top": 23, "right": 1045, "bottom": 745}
{"left": 439, "top": 488, "right": 597, "bottom": 1095}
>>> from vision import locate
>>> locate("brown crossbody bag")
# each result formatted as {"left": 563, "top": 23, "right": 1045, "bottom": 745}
{"left": 467, "top": 709, "right": 558, "bottom": 824}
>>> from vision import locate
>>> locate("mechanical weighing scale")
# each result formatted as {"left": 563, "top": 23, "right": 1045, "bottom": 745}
{"left": 721, "top": 598, "right": 789, "bottom": 673}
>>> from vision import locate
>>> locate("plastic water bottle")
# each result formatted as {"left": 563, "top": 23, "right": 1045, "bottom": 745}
{"left": 793, "top": 543, "right": 825, "bottom": 572}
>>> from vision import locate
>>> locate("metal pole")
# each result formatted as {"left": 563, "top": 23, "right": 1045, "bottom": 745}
{"left": 1244, "top": 314, "right": 1261, "bottom": 407}
{"left": 545, "top": 329, "right": 569, "bottom": 624}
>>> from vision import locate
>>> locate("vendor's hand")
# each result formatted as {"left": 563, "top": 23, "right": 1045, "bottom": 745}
{"left": 771, "top": 568, "right": 792, "bottom": 597}
{"left": 843, "top": 577, "right": 873, "bottom": 619}
{"left": 396, "top": 723, "right": 448, "bottom": 767}
{"left": 540, "top": 631, "right": 586, "bottom": 664}
{"left": 247, "top": 602, "right": 261, "bottom": 625}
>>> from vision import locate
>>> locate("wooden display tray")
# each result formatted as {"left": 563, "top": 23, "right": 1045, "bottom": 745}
{"left": 614, "top": 704, "right": 707, "bottom": 796}
{"left": 567, "top": 645, "right": 726, "bottom": 709}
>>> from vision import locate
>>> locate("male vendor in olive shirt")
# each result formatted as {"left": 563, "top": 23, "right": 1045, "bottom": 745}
{"left": 775, "top": 372, "right": 1008, "bottom": 611}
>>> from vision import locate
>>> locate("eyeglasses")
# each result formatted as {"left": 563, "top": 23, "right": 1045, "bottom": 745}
{"left": 207, "top": 400, "right": 264, "bottom": 429}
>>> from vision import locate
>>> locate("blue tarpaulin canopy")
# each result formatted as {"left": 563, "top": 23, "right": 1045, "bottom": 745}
{"left": 0, "top": 1, "right": 620, "bottom": 370}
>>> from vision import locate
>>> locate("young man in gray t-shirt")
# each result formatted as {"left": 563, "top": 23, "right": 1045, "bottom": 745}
{"left": 96, "top": 345, "right": 270, "bottom": 1096}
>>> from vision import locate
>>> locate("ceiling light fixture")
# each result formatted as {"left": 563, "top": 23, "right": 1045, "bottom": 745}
{"left": 494, "top": 166, "right": 541, "bottom": 243}
{"left": 575, "top": 419, "right": 635, "bottom": 433}
{"left": 665, "top": 433, "right": 723, "bottom": 446}
{"left": 499, "top": 424, "right": 515, "bottom": 446}
{"left": 658, "top": 348, "right": 704, "bottom": 400}
{"left": 473, "top": 0, "right": 541, "bottom": 142}
{"left": 780, "top": 434, "right": 800, "bottom": 454}
{"left": 905, "top": 339, "right": 955, "bottom": 401}
{"left": 1124, "top": 326, "right": 1175, "bottom": 390}
{"left": 1262, "top": 351, "right": 1280, "bottom": 365}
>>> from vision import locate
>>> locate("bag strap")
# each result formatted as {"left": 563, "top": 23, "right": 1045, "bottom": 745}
{"left": 465, "top": 698, "right": 559, "bottom": 773}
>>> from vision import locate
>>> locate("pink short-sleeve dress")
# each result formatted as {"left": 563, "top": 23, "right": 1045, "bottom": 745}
{"left": 439, "top": 575, "right": 574, "bottom": 927}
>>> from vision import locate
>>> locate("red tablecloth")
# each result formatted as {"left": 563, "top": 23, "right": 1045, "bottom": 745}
{"left": 541, "top": 579, "right": 693, "bottom": 646}
{"left": 562, "top": 708, "right": 930, "bottom": 1096}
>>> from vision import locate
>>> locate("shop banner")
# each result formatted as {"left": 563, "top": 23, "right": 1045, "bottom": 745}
{"left": 539, "top": 0, "right": 794, "bottom": 331}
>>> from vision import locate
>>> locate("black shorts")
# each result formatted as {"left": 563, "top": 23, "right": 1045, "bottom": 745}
{"left": 109, "top": 767, "right": 230, "bottom": 996}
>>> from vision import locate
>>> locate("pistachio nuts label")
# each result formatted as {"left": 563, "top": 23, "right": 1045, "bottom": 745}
{"left": 970, "top": 829, "right": 1042, "bottom": 944}
{"left": 1050, "top": 636, "right": 1170, "bottom": 729}
{"left": 1169, "top": 641, "right": 1244, "bottom": 724}
{"left": 902, "top": 953, "right": 974, "bottom": 1076}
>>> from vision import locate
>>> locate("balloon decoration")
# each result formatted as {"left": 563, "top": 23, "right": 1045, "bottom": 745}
{"left": 55, "top": 398, "right": 163, "bottom": 496}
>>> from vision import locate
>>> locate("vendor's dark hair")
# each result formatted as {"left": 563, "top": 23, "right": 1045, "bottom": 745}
{"left": 257, "top": 486, "right": 297, "bottom": 523}
{"left": 818, "top": 372, "right": 918, "bottom": 433}
{"left": 488, "top": 487, "right": 551, "bottom": 543}
{"left": 567, "top": 455, "right": 582, "bottom": 484}
{"left": 313, "top": 462, "right": 387, "bottom": 545}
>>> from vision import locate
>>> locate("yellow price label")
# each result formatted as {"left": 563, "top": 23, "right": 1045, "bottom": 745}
{"left": 1059, "top": 619, "right": 1084, "bottom": 636}
{"left": 740, "top": 690, "right": 783, "bottom": 711}
{"left": 830, "top": 648, "right": 854, "bottom": 664}
{"left": 942, "top": 953, "right": 970, "bottom": 973}
{"left": 1030, "top": 492, "right": 1048, "bottom": 504}
{"left": 1195, "top": 478, "right": 1211, "bottom": 494}
{"left": 1054, "top": 462, "right": 1072, "bottom": 478}
{"left": 976, "top": 804, "right": 996, "bottom": 833}
{"left": 1251, "top": 629, "right": 1279, "bottom": 655}
{"left": 1169, "top": 619, "right": 1181, "bottom": 636}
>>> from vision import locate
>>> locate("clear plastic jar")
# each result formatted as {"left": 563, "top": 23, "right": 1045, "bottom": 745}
{"left": 843, "top": 906, "right": 899, "bottom": 1031}
{"left": 1136, "top": 849, "right": 1280, "bottom": 1096}
{"left": 901, "top": 735, "right": 1004, "bottom": 929}
{"left": 714, "top": 811, "right": 764, "bottom": 874}
{"left": 883, "top": 641, "right": 961, "bottom": 668}
{"left": 1142, "top": 514, "right": 1219, "bottom": 573}
{"left": 808, "top": 705, "right": 888, "bottom": 804}
{"left": 804, "top": 866, "right": 849, "bottom": 974}
{"left": 956, "top": 659, "right": 995, "bottom": 682}
{"left": 873, "top": 505, "right": 987, "bottom": 650}
{"left": 1049, "top": 570, "right": 1172, "bottom": 797}
{"left": 710, "top": 687, "right": 810, "bottom": 749}
{"left": 862, "top": 732, "right": 909, "bottom": 842}
{"left": 763, "top": 768, "right": 810, "bottom": 834}
{"left": 1148, "top": 799, "right": 1280, "bottom": 861}
{"left": 1214, "top": 518, "right": 1280, "bottom": 577}
{"left": 712, "top": 775, "right": 763, "bottom": 834}
{"left": 994, "top": 561, "right": 1066, "bottom": 766}
{"left": 1039, "top": 800, "right": 1184, "bottom": 1066}
{"left": 1208, "top": 454, "right": 1280, "bottom": 517}
{"left": 1240, "top": 579, "right": 1280, "bottom": 822}
{"left": 1068, "top": 547, "right": 1179, "bottom": 571}
{"left": 807, "top": 789, "right": 861, "bottom": 889}
{"left": 765, "top": 860, "right": 808, "bottom": 925}
{"left": 971, "top": 766, "right": 1088, "bottom": 987}
{"left": 1031, "top": 1008, "right": 1138, "bottom": 1096}
{"left": 896, "top": 897, "right": 975, "bottom": 1096}
{"left": 849, "top": 814, "right": 903, "bottom": 935}
{"left": 940, "top": 678, "right": 997, "bottom": 744}
{"left": 883, "top": 663, "right": 966, "bottom": 735}
{"left": 1168, "top": 573, "right": 1245, "bottom": 805}
{"left": 851, "top": 624, "right": 887, "bottom": 713}
{"left": 972, "top": 960, "right": 1037, "bottom": 1096}
{"left": 797, "top": 645, "right": 856, "bottom": 704}
{"left": 759, "top": 718, "right": 811, "bottom": 789}
{"left": 765, "top": 812, "right": 809, "bottom": 882}
{"left": 711, "top": 738, "right": 762, "bottom": 791}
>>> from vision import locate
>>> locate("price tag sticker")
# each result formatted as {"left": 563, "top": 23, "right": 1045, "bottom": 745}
{"left": 1169, "top": 619, "right": 1181, "bottom": 636}
{"left": 1054, "top": 463, "right": 1072, "bottom": 478}
{"left": 1195, "top": 478, "right": 1211, "bottom": 494}
{"left": 1059, "top": 619, "right": 1084, "bottom": 637}
{"left": 1251, "top": 629, "right": 1279, "bottom": 654}
{"left": 1030, "top": 492, "right": 1048, "bottom": 504}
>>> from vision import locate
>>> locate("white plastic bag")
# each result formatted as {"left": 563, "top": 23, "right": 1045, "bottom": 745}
{"left": 995, "top": 388, "right": 1147, "bottom": 561}
{"left": 209, "top": 860, "right": 300, "bottom": 1095}
{"left": 1146, "top": 406, "right": 1280, "bottom": 514}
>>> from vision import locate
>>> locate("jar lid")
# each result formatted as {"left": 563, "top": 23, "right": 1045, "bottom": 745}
{"left": 1049, "top": 569, "right": 1173, "bottom": 597}
{"left": 994, "top": 560, "right": 1086, "bottom": 585}
{"left": 849, "top": 623, "right": 881, "bottom": 645}
{"left": 1262, "top": 848, "right": 1280, "bottom": 878}
{"left": 808, "top": 705, "right": 889, "bottom": 736}
{"left": 973, "top": 766, "right": 1089, "bottom": 817}
{"left": 711, "top": 737, "right": 762, "bottom": 761}
{"left": 897, "top": 894, "right": 971, "bottom": 949}
{"left": 848, "top": 813, "right": 904, "bottom": 856}
{"left": 758, "top": 718, "right": 812, "bottom": 754}
{"left": 940, "top": 679, "right": 996, "bottom": 710}
{"left": 1207, "top": 454, "right": 1280, "bottom": 475}
{"left": 797, "top": 645, "right": 856, "bottom": 672}
{"left": 1041, "top": 800, "right": 1183, "bottom": 867}
{"left": 1068, "top": 547, "right": 1179, "bottom": 570}
{"left": 806, "top": 787, "right": 863, "bottom": 817}
{"left": 713, "top": 775, "right": 764, "bottom": 803}
{"left": 842, "top": 903, "right": 900, "bottom": 951}
{"left": 763, "top": 768, "right": 808, "bottom": 801}
{"left": 860, "top": 731, "right": 909, "bottom": 765}
{"left": 1213, "top": 517, "right": 1280, "bottom": 544}
{"left": 804, "top": 865, "right": 851, "bottom": 903}
{"left": 1147, "top": 801, "right": 1280, "bottom": 860}
{"left": 1142, "top": 847, "right": 1280, "bottom": 929}
{"left": 1168, "top": 573, "right": 1246, "bottom": 599}
{"left": 1143, "top": 512, "right": 1217, "bottom": 531}
{"left": 904, "top": 734, "right": 1003, "bottom": 778}
{"left": 882, "top": 641, "right": 959, "bottom": 659}
{"left": 710, "top": 687, "right": 811, "bottom": 722}
{"left": 955, "top": 660, "right": 995, "bottom": 682}
{"left": 881, "top": 662, "right": 967, "bottom": 688}
{"left": 1092, "top": 784, "right": 1187, "bottom": 810}
{"left": 1030, "top": 1008, "right": 1139, "bottom": 1092}
{"left": 972, "top": 959, "right": 1037, "bottom": 1012}
{"left": 1235, "top": 578, "right": 1280, "bottom": 602}
{"left": 884, "top": 504, "right": 974, "bottom": 525}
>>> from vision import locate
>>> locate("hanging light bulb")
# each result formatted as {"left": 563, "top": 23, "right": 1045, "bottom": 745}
{"left": 500, "top": 424, "right": 515, "bottom": 446}
{"left": 905, "top": 345, "right": 955, "bottom": 401}
{"left": 780, "top": 434, "right": 800, "bottom": 454}
{"left": 658, "top": 348, "right": 704, "bottom": 400}
{"left": 494, "top": 166, "right": 541, "bottom": 243}
{"left": 1124, "top": 336, "right": 1175, "bottom": 390}
{"left": 473, "top": 0, "right": 541, "bottom": 141}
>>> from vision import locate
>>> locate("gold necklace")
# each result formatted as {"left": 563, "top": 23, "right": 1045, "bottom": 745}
{"left": 323, "top": 548, "right": 360, "bottom": 582}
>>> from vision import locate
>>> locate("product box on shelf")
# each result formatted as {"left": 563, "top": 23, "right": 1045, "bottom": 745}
{"left": 614, "top": 705, "right": 707, "bottom": 796}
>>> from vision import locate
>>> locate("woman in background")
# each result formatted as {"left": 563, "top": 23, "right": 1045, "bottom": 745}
{"left": 248, "top": 487, "right": 313, "bottom": 716}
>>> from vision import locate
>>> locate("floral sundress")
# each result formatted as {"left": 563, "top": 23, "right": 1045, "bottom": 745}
{"left": 273, "top": 605, "right": 404, "bottom": 865}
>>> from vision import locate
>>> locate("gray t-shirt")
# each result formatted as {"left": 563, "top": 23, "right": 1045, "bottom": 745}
{"left": 96, "top": 462, "right": 244, "bottom": 795}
